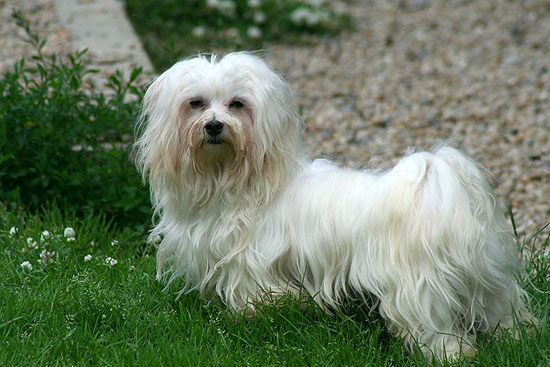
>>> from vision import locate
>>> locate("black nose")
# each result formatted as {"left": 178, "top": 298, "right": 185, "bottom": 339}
{"left": 204, "top": 120, "right": 224, "bottom": 136}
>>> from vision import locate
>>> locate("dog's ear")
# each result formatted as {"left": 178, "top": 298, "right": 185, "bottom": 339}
{"left": 133, "top": 68, "right": 187, "bottom": 193}
{"left": 251, "top": 64, "right": 305, "bottom": 164}
{"left": 242, "top": 62, "right": 306, "bottom": 203}
{"left": 141, "top": 73, "right": 167, "bottom": 118}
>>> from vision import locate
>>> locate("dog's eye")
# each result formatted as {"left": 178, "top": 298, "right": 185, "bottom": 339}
{"left": 229, "top": 100, "right": 244, "bottom": 109}
{"left": 189, "top": 100, "right": 205, "bottom": 109}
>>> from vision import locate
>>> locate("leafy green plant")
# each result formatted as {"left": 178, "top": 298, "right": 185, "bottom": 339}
{"left": 0, "top": 11, "right": 150, "bottom": 231}
{"left": 124, "top": 0, "right": 351, "bottom": 70}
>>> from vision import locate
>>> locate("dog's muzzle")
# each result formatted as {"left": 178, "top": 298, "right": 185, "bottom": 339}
{"left": 204, "top": 120, "right": 224, "bottom": 144}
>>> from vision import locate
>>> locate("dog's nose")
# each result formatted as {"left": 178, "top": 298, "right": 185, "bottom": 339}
{"left": 204, "top": 120, "right": 224, "bottom": 136}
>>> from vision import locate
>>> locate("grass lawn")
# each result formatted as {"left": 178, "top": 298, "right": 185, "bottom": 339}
{"left": 1, "top": 205, "right": 548, "bottom": 366}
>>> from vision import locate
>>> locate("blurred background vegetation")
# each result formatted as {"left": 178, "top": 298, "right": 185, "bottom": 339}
{"left": 123, "top": 0, "right": 351, "bottom": 70}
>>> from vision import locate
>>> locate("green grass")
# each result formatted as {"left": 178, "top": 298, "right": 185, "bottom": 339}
{"left": 1, "top": 204, "right": 549, "bottom": 366}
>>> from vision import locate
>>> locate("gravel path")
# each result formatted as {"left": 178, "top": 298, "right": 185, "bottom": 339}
{"left": 2, "top": 0, "right": 548, "bottom": 243}
{"left": 0, "top": 0, "right": 72, "bottom": 73}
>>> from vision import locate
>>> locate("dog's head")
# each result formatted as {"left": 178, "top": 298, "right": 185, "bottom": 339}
{"left": 135, "top": 52, "right": 305, "bottom": 205}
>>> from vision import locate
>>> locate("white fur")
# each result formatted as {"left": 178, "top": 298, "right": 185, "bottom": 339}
{"left": 134, "top": 52, "right": 531, "bottom": 359}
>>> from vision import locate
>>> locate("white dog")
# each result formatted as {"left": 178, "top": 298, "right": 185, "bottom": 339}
{"left": 134, "top": 52, "right": 531, "bottom": 359}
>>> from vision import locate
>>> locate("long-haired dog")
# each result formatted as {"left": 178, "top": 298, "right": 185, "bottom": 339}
{"left": 134, "top": 52, "right": 531, "bottom": 359}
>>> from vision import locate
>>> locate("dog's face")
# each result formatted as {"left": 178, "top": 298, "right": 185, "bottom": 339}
{"left": 135, "top": 53, "right": 305, "bottom": 202}
{"left": 178, "top": 67, "right": 256, "bottom": 174}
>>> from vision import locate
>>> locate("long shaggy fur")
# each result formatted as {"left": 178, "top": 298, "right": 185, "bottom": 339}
{"left": 134, "top": 52, "right": 531, "bottom": 359}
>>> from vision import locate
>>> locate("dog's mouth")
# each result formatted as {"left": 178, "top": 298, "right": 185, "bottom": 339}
{"left": 206, "top": 137, "right": 224, "bottom": 145}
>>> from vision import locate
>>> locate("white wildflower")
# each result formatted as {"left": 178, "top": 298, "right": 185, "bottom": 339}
{"left": 40, "top": 230, "right": 51, "bottom": 242}
{"left": 9, "top": 226, "right": 17, "bottom": 237}
{"left": 289, "top": 8, "right": 328, "bottom": 26}
{"left": 38, "top": 249, "right": 55, "bottom": 265}
{"left": 21, "top": 261, "right": 33, "bottom": 271}
{"left": 105, "top": 257, "right": 118, "bottom": 266}
{"left": 192, "top": 25, "right": 206, "bottom": 38}
{"left": 27, "top": 237, "right": 39, "bottom": 249}
{"left": 206, "top": 0, "right": 219, "bottom": 8}
{"left": 84, "top": 254, "right": 93, "bottom": 262}
{"left": 217, "top": 0, "right": 236, "bottom": 17}
{"left": 253, "top": 11, "right": 266, "bottom": 24}
{"left": 208, "top": 0, "right": 236, "bottom": 17}
{"left": 64, "top": 227, "right": 76, "bottom": 242}
{"left": 247, "top": 26, "right": 262, "bottom": 39}
{"left": 248, "top": 0, "right": 261, "bottom": 8}
{"left": 111, "top": 239, "right": 119, "bottom": 247}
{"left": 225, "top": 27, "right": 240, "bottom": 39}
{"left": 290, "top": 7, "right": 309, "bottom": 25}
{"left": 64, "top": 227, "right": 75, "bottom": 238}
{"left": 129, "top": 265, "right": 135, "bottom": 271}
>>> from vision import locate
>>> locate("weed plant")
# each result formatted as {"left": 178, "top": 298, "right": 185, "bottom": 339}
{"left": 124, "top": 0, "right": 351, "bottom": 70}
{"left": 0, "top": 12, "right": 150, "bottom": 232}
